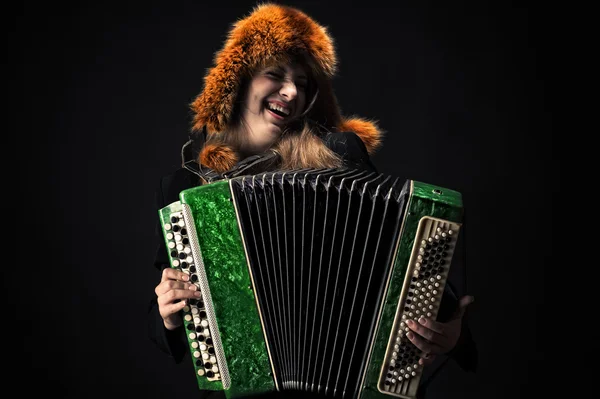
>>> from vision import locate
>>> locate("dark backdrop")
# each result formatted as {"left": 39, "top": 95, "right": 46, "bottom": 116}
{"left": 10, "top": 0, "right": 551, "bottom": 398}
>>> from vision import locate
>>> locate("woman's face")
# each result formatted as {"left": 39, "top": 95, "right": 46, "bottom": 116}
{"left": 238, "top": 62, "right": 308, "bottom": 155}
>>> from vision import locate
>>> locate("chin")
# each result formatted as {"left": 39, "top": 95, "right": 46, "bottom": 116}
{"left": 264, "top": 123, "right": 283, "bottom": 138}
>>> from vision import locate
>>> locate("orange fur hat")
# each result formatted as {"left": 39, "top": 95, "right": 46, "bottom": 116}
{"left": 190, "top": 2, "right": 382, "bottom": 165}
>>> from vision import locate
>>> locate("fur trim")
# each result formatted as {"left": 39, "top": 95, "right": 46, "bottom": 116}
{"left": 191, "top": 2, "right": 337, "bottom": 133}
{"left": 338, "top": 117, "right": 383, "bottom": 155}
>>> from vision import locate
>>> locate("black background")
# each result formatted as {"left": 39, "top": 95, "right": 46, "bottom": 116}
{"left": 11, "top": 0, "right": 552, "bottom": 398}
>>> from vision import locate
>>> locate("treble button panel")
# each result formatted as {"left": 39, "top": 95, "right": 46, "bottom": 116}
{"left": 164, "top": 212, "right": 221, "bottom": 381}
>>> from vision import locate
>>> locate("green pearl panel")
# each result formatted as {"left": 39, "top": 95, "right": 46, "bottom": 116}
{"left": 178, "top": 181, "right": 274, "bottom": 397}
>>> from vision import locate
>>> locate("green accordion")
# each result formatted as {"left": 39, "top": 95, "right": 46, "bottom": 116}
{"left": 158, "top": 168, "right": 463, "bottom": 399}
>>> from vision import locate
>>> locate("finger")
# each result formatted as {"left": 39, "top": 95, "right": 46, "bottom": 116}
{"left": 419, "top": 354, "right": 437, "bottom": 366}
{"left": 406, "top": 331, "right": 443, "bottom": 355}
{"left": 414, "top": 317, "right": 445, "bottom": 335}
{"left": 161, "top": 267, "right": 190, "bottom": 283}
{"left": 406, "top": 319, "right": 439, "bottom": 341}
{"left": 155, "top": 280, "right": 195, "bottom": 296}
{"left": 452, "top": 295, "right": 475, "bottom": 320}
{"left": 157, "top": 288, "right": 202, "bottom": 307}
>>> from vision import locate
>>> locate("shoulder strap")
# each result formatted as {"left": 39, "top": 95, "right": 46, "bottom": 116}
{"left": 222, "top": 150, "right": 281, "bottom": 178}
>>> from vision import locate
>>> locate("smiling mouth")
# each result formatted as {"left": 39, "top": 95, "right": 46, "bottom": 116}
{"left": 265, "top": 102, "right": 291, "bottom": 118}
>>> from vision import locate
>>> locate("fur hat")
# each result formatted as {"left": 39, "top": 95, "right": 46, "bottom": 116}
{"left": 190, "top": 2, "right": 382, "bottom": 170}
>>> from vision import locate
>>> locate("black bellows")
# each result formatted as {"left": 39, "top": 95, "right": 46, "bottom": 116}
{"left": 230, "top": 168, "right": 409, "bottom": 399}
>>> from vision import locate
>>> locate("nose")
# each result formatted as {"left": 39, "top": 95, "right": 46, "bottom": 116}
{"left": 279, "top": 80, "right": 298, "bottom": 100}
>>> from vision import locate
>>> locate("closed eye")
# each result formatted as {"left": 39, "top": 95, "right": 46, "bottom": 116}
{"left": 266, "top": 71, "right": 283, "bottom": 79}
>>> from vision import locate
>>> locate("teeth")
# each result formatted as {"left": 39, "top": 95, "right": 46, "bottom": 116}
{"left": 267, "top": 103, "right": 290, "bottom": 115}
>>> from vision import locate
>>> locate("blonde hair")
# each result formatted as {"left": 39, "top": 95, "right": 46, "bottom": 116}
{"left": 273, "top": 120, "right": 342, "bottom": 170}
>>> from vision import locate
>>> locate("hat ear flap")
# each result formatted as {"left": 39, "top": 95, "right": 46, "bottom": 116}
{"left": 198, "top": 141, "right": 239, "bottom": 172}
{"left": 337, "top": 117, "right": 384, "bottom": 155}
{"left": 191, "top": 49, "right": 247, "bottom": 133}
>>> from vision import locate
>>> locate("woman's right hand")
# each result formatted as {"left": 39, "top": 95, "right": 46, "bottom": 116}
{"left": 155, "top": 268, "right": 202, "bottom": 330}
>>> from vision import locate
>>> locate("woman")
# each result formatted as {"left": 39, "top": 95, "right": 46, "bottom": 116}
{"left": 148, "top": 3, "right": 476, "bottom": 398}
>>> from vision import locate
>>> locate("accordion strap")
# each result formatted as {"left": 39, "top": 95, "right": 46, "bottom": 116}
{"left": 222, "top": 150, "right": 281, "bottom": 178}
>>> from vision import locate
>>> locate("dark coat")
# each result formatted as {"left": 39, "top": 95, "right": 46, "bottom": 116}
{"left": 147, "top": 131, "right": 477, "bottom": 399}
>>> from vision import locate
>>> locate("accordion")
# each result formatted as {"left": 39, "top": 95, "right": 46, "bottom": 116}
{"left": 158, "top": 168, "right": 463, "bottom": 399}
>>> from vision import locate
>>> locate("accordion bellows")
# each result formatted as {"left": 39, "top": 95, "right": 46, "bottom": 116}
{"left": 158, "top": 168, "right": 463, "bottom": 399}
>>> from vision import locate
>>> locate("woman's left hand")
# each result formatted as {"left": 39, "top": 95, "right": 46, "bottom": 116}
{"left": 406, "top": 295, "right": 475, "bottom": 366}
